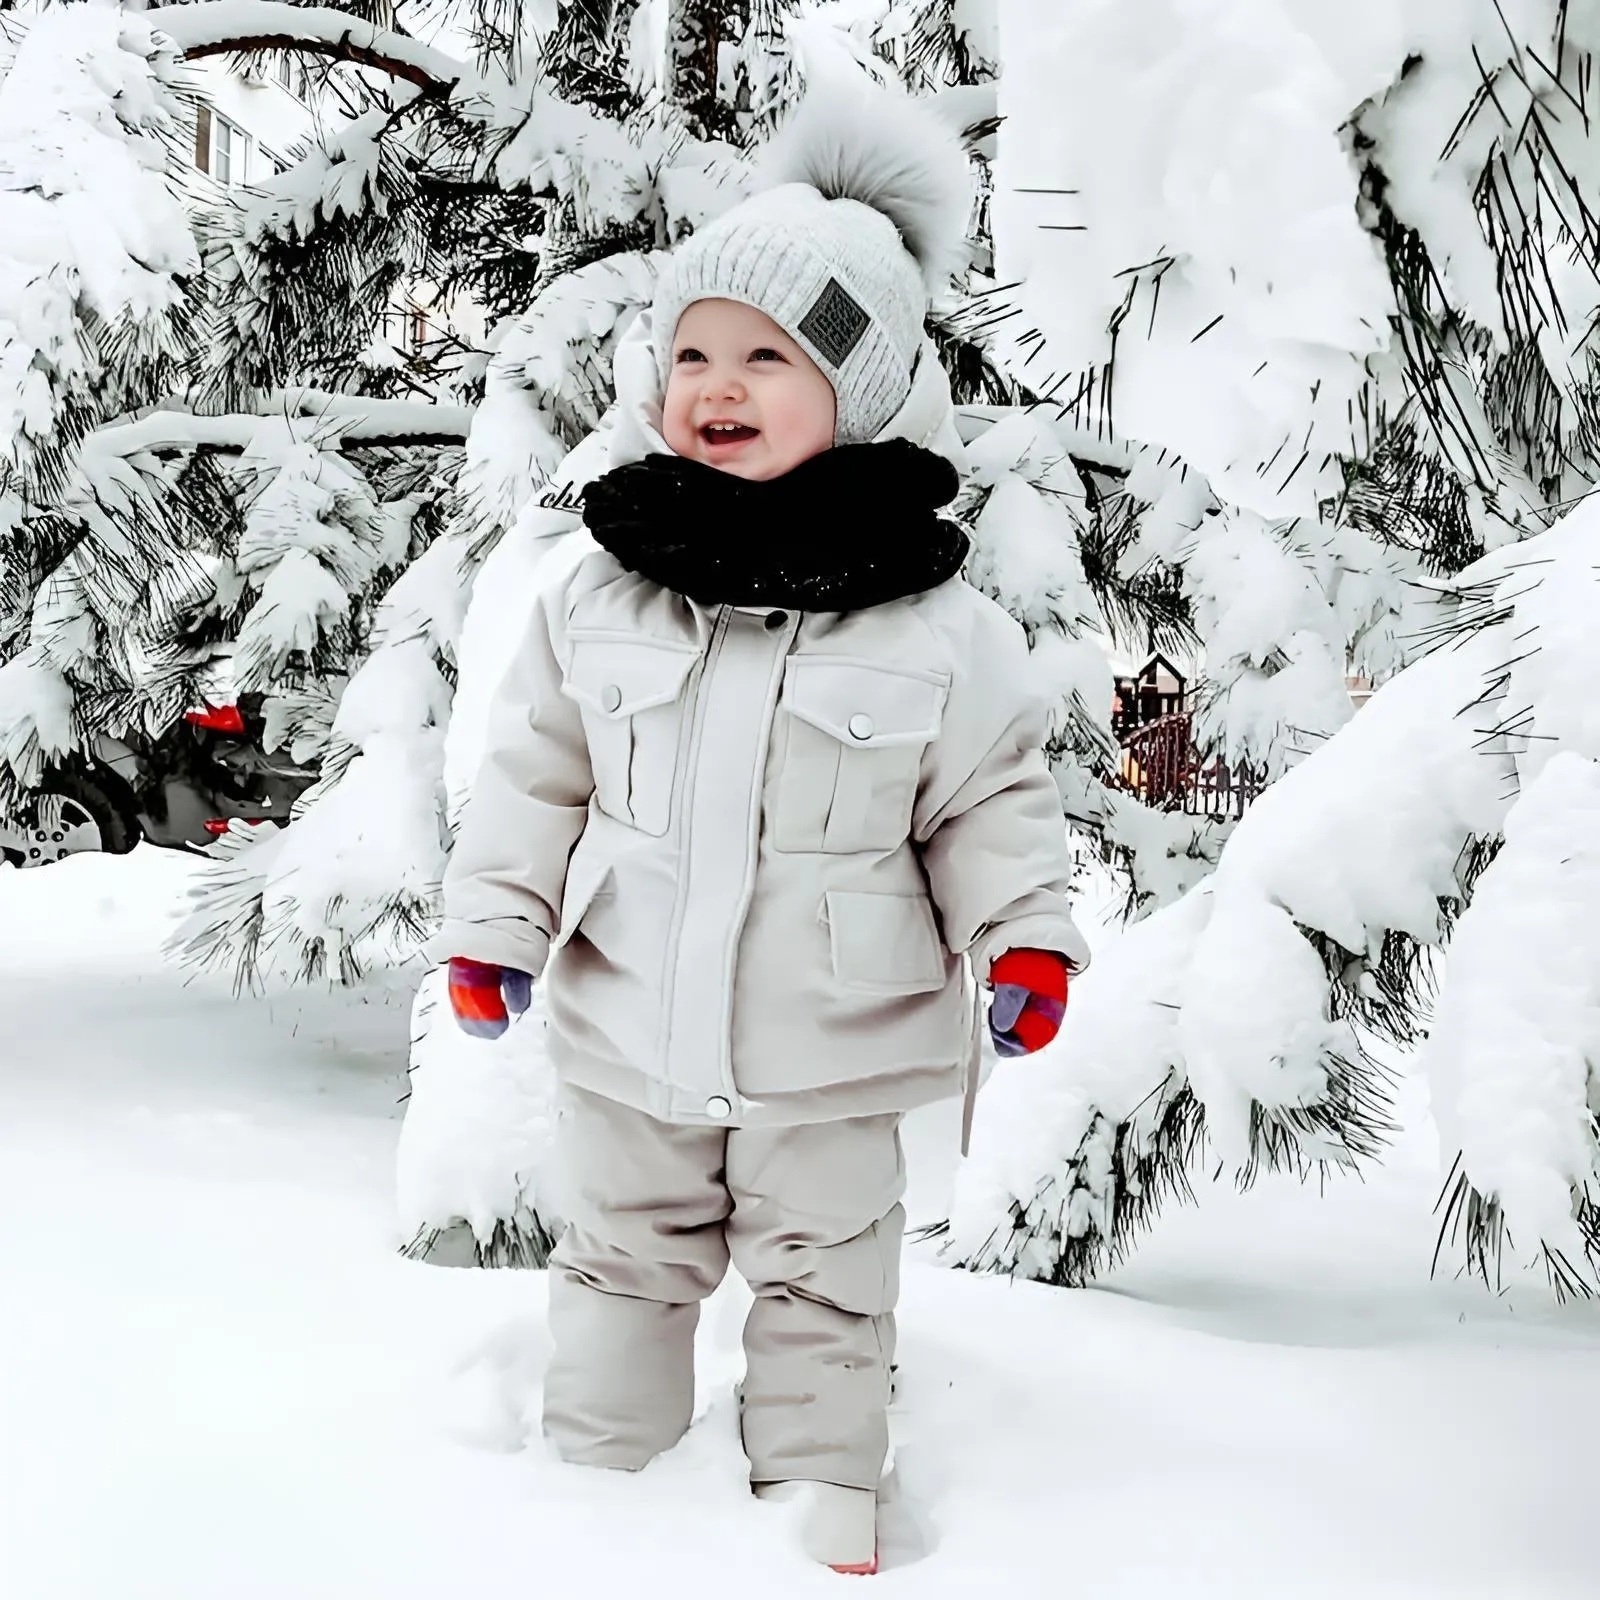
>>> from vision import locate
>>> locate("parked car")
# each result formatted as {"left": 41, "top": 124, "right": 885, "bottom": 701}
{"left": 0, "top": 694, "right": 320, "bottom": 868}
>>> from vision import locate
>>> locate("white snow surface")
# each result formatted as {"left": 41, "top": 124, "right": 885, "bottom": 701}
{"left": 7, "top": 848, "right": 1600, "bottom": 1598}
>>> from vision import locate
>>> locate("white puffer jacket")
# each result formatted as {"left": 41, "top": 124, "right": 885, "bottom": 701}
{"left": 433, "top": 319, "right": 1089, "bottom": 1127}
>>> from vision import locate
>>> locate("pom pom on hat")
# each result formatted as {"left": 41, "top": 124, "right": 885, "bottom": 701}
{"left": 651, "top": 83, "right": 974, "bottom": 445}
{"left": 756, "top": 80, "right": 973, "bottom": 292}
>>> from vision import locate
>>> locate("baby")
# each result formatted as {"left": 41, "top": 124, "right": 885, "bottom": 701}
{"left": 434, "top": 90, "right": 1089, "bottom": 1575}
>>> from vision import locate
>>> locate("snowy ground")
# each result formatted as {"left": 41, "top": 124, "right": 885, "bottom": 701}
{"left": 4, "top": 850, "right": 1600, "bottom": 1600}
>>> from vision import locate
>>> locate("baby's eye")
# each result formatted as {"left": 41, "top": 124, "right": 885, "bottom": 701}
{"left": 675, "top": 347, "right": 706, "bottom": 364}
{"left": 749, "top": 348, "right": 786, "bottom": 363}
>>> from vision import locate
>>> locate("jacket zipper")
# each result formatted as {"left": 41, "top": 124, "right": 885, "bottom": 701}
{"left": 656, "top": 605, "right": 730, "bottom": 1093}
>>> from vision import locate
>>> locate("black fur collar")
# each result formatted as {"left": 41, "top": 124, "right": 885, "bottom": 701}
{"left": 580, "top": 440, "right": 969, "bottom": 611}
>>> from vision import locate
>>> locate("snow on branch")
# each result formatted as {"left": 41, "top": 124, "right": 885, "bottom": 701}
{"left": 947, "top": 599, "right": 1522, "bottom": 1285}
{"left": 272, "top": 391, "right": 473, "bottom": 447}
{"left": 1421, "top": 505, "right": 1600, "bottom": 1296}
{"left": 89, "top": 397, "right": 472, "bottom": 461}
{"left": 151, "top": 1, "right": 473, "bottom": 95}
{"left": 1429, "top": 752, "right": 1600, "bottom": 1300}
{"left": 0, "top": 6, "right": 197, "bottom": 500}
{"left": 950, "top": 483, "right": 1600, "bottom": 1297}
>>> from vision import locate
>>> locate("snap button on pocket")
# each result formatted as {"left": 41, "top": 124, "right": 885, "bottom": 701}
{"left": 764, "top": 610, "right": 788, "bottom": 631}
{"left": 561, "top": 632, "right": 701, "bottom": 836}
{"left": 705, "top": 1095, "right": 732, "bottom": 1120}
{"left": 774, "top": 655, "right": 949, "bottom": 854}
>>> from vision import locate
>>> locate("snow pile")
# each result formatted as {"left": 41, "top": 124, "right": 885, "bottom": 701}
{"left": 0, "top": 4, "right": 197, "bottom": 494}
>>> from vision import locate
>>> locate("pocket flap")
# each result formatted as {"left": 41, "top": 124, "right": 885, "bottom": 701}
{"left": 562, "top": 632, "right": 700, "bottom": 719}
{"left": 783, "top": 656, "right": 949, "bottom": 748}
{"left": 553, "top": 838, "right": 615, "bottom": 950}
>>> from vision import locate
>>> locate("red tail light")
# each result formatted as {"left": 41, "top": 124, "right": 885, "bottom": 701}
{"left": 185, "top": 703, "right": 247, "bottom": 735}
{"left": 204, "top": 818, "right": 272, "bottom": 836}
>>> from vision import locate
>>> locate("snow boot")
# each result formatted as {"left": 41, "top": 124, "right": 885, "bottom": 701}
{"left": 756, "top": 1482, "right": 878, "bottom": 1575}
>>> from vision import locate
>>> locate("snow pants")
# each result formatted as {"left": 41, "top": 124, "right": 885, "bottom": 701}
{"left": 543, "top": 1083, "right": 905, "bottom": 1491}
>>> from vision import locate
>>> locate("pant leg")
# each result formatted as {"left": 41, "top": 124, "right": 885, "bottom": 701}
{"left": 544, "top": 1083, "right": 731, "bottom": 1470}
{"left": 726, "top": 1113, "right": 905, "bottom": 1491}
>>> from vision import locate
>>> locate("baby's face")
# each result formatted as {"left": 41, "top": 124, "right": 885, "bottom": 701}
{"left": 662, "top": 299, "right": 837, "bottom": 481}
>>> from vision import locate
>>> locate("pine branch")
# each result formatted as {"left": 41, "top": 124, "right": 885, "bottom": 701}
{"left": 153, "top": 1, "right": 472, "bottom": 96}
{"left": 91, "top": 399, "right": 472, "bottom": 459}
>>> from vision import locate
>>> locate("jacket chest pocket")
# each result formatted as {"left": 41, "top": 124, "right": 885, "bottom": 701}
{"left": 772, "top": 656, "right": 949, "bottom": 854}
{"left": 560, "top": 631, "right": 700, "bottom": 837}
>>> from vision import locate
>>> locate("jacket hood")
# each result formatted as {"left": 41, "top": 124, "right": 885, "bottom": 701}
{"left": 605, "top": 308, "right": 969, "bottom": 476}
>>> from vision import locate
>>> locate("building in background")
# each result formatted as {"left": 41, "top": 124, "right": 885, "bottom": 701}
{"left": 183, "top": 53, "right": 320, "bottom": 194}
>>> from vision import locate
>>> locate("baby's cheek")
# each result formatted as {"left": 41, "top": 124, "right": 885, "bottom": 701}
{"left": 661, "top": 394, "right": 701, "bottom": 458}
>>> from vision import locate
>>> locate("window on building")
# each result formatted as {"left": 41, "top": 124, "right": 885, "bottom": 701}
{"left": 276, "top": 56, "right": 309, "bottom": 100}
{"left": 193, "top": 103, "right": 248, "bottom": 185}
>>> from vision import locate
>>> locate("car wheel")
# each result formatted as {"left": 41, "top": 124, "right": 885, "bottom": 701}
{"left": 8, "top": 771, "right": 138, "bottom": 868}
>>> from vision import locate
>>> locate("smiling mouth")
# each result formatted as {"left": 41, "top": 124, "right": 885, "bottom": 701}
{"left": 700, "top": 423, "right": 759, "bottom": 447}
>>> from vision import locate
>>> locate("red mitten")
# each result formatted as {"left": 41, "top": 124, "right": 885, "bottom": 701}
{"left": 988, "top": 948, "right": 1070, "bottom": 1057}
{"left": 447, "top": 957, "right": 533, "bottom": 1040}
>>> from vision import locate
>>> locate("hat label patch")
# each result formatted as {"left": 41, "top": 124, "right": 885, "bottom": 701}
{"left": 798, "top": 277, "right": 870, "bottom": 368}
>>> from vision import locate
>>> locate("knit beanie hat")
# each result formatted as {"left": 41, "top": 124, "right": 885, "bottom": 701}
{"left": 650, "top": 85, "right": 973, "bottom": 446}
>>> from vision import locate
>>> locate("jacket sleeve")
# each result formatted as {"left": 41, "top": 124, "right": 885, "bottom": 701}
{"left": 426, "top": 573, "right": 593, "bottom": 977}
{"left": 912, "top": 600, "right": 1091, "bottom": 982}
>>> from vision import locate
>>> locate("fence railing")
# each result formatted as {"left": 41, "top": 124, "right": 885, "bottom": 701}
{"left": 1115, "top": 709, "right": 1263, "bottom": 819}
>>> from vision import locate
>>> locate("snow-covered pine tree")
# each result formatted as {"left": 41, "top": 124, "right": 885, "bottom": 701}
{"left": 0, "top": 2, "right": 473, "bottom": 860}
{"left": 943, "top": 0, "right": 1600, "bottom": 1297}
{"left": 0, "top": 5, "right": 205, "bottom": 804}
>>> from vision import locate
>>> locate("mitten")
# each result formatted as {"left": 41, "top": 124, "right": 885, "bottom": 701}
{"left": 447, "top": 956, "right": 533, "bottom": 1040}
{"left": 988, "top": 948, "right": 1069, "bottom": 1058}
